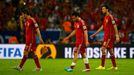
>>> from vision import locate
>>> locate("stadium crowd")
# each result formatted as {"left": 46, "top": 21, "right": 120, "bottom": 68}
{"left": 0, "top": 0, "right": 134, "bottom": 44}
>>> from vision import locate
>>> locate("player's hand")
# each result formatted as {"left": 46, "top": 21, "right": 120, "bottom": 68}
{"left": 90, "top": 34, "right": 96, "bottom": 39}
{"left": 19, "top": 15, "right": 24, "bottom": 21}
{"left": 39, "top": 38, "right": 44, "bottom": 44}
{"left": 63, "top": 36, "right": 69, "bottom": 41}
{"left": 86, "top": 41, "right": 90, "bottom": 47}
{"left": 116, "top": 35, "right": 120, "bottom": 43}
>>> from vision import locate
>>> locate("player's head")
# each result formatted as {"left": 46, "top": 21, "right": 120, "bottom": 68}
{"left": 71, "top": 12, "right": 80, "bottom": 21}
{"left": 101, "top": 4, "right": 110, "bottom": 14}
{"left": 21, "top": 5, "right": 30, "bottom": 17}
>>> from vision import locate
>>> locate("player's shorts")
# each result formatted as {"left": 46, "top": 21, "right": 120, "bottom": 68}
{"left": 103, "top": 36, "right": 115, "bottom": 48}
{"left": 74, "top": 43, "right": 86, "bottom": 54}
{"left": 24, "top": 43, "right": 36, "bottom": 52}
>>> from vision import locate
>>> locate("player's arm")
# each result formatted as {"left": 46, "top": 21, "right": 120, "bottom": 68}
{"left": 84, "top": 28, "right": 89, "bottom": 46}
{"left": 36, "top": 28, "right": 44, "bottom": 44}
{"left": 82, "top": 20, "right": 89, "bottom": 46}
{"left": 19, "top": 15, "right": 24, "bottom": 31}
{"left": 63, "top": 30, "right": 76, "bottom": 41}
{"left": 113, "top": 24, "right": 120, "bottom": 42}
{"left": 90, "top": 25, "right": 103, "bottom": 38}
{"left": 110, "top": 15, "right": 120, "bottom": 42}
{"left": 32, "top": 18, "right": 44, "bottom": 44}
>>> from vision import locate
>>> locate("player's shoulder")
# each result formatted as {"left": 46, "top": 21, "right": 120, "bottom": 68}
{"left": 109, "top": 14, "right": 114, "bottom": 20}
{"left": 79, "top": 18, "right": 85, "bottom": 25}
{"left": 79, "top": 18, "right": 85, "bottom": 22}
{"left": 30, "top": 17, "right": 36, "bottom": 23}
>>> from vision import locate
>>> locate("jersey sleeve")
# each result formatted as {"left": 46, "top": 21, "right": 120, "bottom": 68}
{"left": 81, "top": 20, "right": 87, "bottom": 31}
{"left": 109, "top": 15, "right": 115, "bottom": 39}
{"left": 110, "top": 15, "right": 116, "bottom": 25}
{"left": 31, "top": 18, "right": 39, "bottom": 29}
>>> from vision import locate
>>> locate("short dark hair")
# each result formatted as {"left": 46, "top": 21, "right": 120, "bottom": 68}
{"left": 72, "top": 12, "right": 80, "bottom": 17}
{"left": 102, "top": 4, "right": 111, "bottom": 10}
{"left": 21, "top": 5, "right": 30, "bottom": 15}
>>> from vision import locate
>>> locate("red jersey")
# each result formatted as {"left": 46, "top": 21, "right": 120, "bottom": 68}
{"left": 103, "top": 15, "right": 115, "bottom": 39}
{"left": 74, "top": 18, "right": 87, "bottom": 44}
{"left": 24, "top": 18, "right": 38, "bottom": 44}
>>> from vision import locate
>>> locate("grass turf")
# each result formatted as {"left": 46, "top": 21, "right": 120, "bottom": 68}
{"left": 0, "top": 59, "right": 134, "bottom": 75}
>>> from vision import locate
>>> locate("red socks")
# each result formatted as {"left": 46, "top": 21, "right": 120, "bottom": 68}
{"left": 101, "top": 55, "right": 106, "bottom": 67}
{"left": 85, "top": 63, "right": 90, "bottom": 69}
{"left": 70, "top": 66, "right": 75, "bottom": 69}
{"left": 19, "top": 55, "right": 28, "bottom": 68}
{"left": 110, "top": 55, "right": 116, "bottom": 67}
{"left": 101, "top": 54, "right": 116, "bottom": 67}
{"left": 33, "top": 56, "right": 41, "bottom": 68}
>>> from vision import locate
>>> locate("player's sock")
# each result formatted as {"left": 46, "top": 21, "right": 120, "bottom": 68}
{"left": 101, "top": 55, "right": 106, "bottom": 67}
{"left": 33, "top": 56, "right": 41, "bottom": 68}
{"left": 83, "top": 58, "right": 90, "bottom": 69}
{"left": 70, "top": 62, "right": 76, "bottom": 69}
{"left": 85, "top": 64, "right": 90, "bottom": 69}
{"left": 110, "top": 55, "right": 116, "bottom": 67}
{"left": 19, "top": 55, "right": 28, "bottom": 68}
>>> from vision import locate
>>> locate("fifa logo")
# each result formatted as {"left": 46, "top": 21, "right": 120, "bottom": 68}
{"left": 36, "top": 44, "right": 57, "bottom": 59}
{"left": 0, "top": 44, "right": 25, "bottom": 59}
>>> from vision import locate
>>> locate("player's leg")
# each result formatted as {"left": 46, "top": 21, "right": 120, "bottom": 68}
{"left": 16, "top": 51, "right": 28, "bottom": 71}
{"left": 106, "top": 38, "right": 118, "bottom": 70}
{"left": 19, "top": 50, "right": 29, "bottom": 68}
{"left": 81, "top": 51, "right": 90, "bottom": 72}
{"left": 31, "top": 45, "right": 42, "bottom": 71}
{"left": 31, "top": 51, "right": 42, "bottom": 71}
{"left": 96, "top": 42, "right": 107, "bottom": 70}
{"left": 71, "top": 49, "right": 78, "bottom": 69}
{"left": 15, "top": 49, "right": 29, "bottom": 71}
{"left": 80, "top": 44, "right": 90, "bottom": 72}
{"left": 107, "top": 48, "right": 118, "bottom": 70}
{"left": 64, "top": 47, "right": 79, "bottom": 72}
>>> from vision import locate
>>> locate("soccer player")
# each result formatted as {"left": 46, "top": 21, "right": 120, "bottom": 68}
{"left": 15, "top": 5, "right": 46, "bottom": 71}
{"left": 64, "top": 12, "right": 90, "bottom": 72}
{"left": 90, "top": 5, "right": 120, "bottom": 70}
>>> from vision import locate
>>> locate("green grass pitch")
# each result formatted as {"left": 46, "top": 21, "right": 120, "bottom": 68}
{"left": 0, "top": 59, "right": 134, "bottom": 75}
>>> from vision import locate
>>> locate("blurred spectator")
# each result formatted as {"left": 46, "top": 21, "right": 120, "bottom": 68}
{"left": 119, "top": 24, "right": 130, "bottom": 44}
{"left": 8, "top": 36, "right": 18, "bottom": 44}
{"left": 129, "top": 30, "right": 134, "bottom": 44}
{"left": 89, "top": 23, "right": 98, "bottom": 31}
{"left": 40, "top": 17, "right": 48, "bottom": 31}
{"left": 62, "top": 15, "right": 74, "bottom": 43}
{"left": 0, "top": 0, "right": 134, "bottom": 44}
{"left": 62, "top": 17, "right": 72, "bottom": 35}
{"left": 7, "top": 17, "right": 18, "bottom": 31}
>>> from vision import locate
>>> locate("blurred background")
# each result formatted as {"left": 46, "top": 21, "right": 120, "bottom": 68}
{"left": 0, "top": 1, "right": 134, "bottom": 74}
{"left": 0, "top": 0, "right": 134, "bottom": 45}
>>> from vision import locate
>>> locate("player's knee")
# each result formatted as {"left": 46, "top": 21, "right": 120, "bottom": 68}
{"left": 31, "top": 52, "right": 38, "bottom": 58}
{"left": 109, "top": 52, "right": 114, "bottom": 55}
{"left": 102, "top": 47, "right": 106, "bottom": 54}
{"left": 24, "top": 51, "right": 28, "bottom": 56}
{"left": 73, "top": 48, "right": 78, "bottom": 54}
{"left": 81, "top": 54, "right": 85, "bottom": 58}
{"left": 81, "top": 53, "right": 86, "bottom": 58}
{"left": 108, "top": 48, "right": 114, "bottom": 55}
{"left": 33, "top": 54, "right": 38, "bottom": 58}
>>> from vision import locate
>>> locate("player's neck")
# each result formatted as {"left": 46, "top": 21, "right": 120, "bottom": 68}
{"left": 26, "top": 15, "right": 31, "bottom": 19}
{"left": 77, "top": 17, "right": 81, "bottom": 21}
{"left": 105, "top": 12, "right": 110, "bottom": 16}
